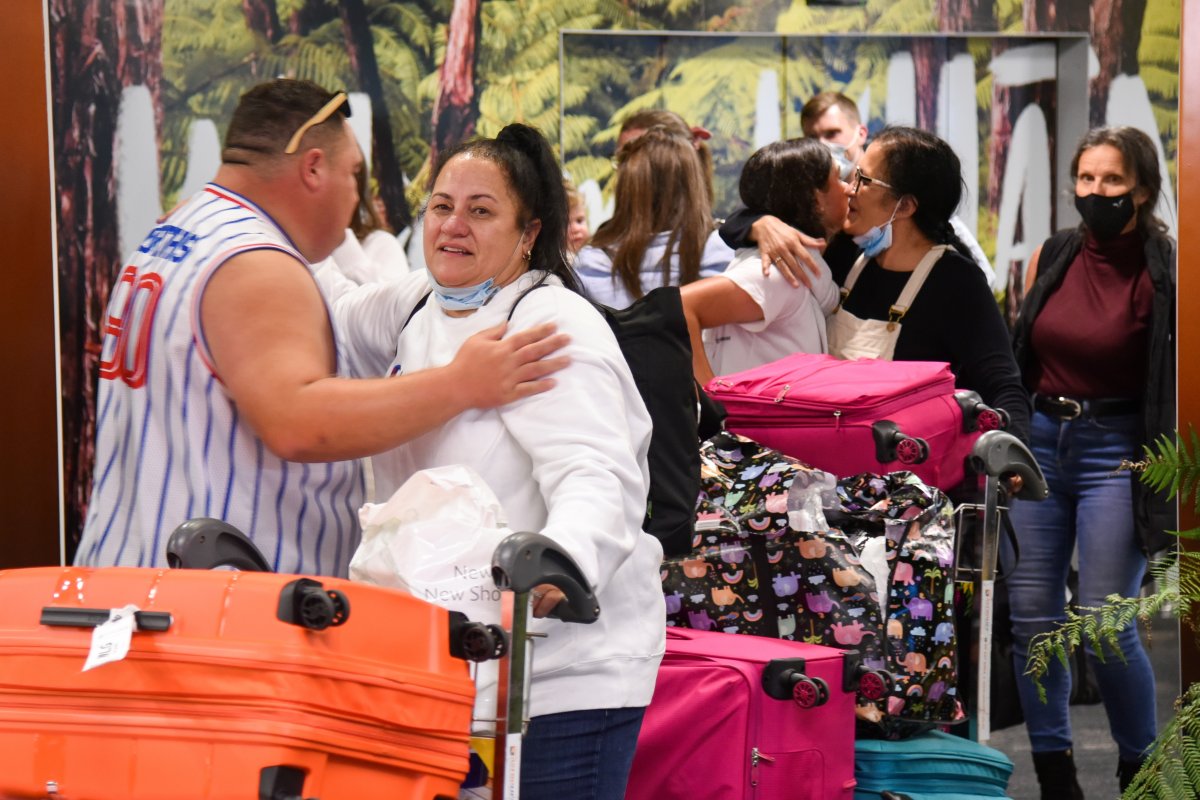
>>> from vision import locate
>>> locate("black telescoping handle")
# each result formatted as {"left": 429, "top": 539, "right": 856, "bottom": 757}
{"left": 491, "top": 531, "right": 600, "bottom": 624}
{"left": 166, "top": 517, "right": 272, "bottom": 572}
{"left": 970, "top": 429, "right": 1049, "bottom": 500}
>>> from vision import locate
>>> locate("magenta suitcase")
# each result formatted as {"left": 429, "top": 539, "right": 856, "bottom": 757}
{"left": 705, "top": 353, "right": 1006, "bottom": 490}
{"left": 625, "top": 627, "right": 864, "bottom": 800}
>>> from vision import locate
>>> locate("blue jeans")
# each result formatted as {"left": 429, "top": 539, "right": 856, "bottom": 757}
{"left": 519, "top": 706, "right": 646, "bottom": 800}
{"left": 1005, "top": 410, "right": 1156, "bottom": 761}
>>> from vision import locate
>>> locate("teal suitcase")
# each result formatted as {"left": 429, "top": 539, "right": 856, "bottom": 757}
{"left": 854, "top": 730, "right": 1013, "bottom": 799}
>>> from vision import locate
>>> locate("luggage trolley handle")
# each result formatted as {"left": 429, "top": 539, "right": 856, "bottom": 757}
{"left": 166, "top": 517, "right": 273, "bottom": 572}
{"left": 491, "top": 531, "right": 599, "bottom": 624}
{"left": 955, "top": 431, "right": 1049, "bottom": 580}
{"left": 969, "top": 430, "right": 1048, "bottom": 502}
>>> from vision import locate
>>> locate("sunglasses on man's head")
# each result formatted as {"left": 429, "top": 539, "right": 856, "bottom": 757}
{"left": 284, "top": 92, "right": 351, "bottom": 155}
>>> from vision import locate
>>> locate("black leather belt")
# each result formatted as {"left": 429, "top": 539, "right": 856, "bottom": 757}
{"left": 1033, "top": 394, "right": 1140, "bottom": 420}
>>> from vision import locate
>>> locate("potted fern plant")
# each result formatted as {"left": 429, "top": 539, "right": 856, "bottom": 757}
{"left": 1026, "top": 430, "right": 1200, "bottom": 798}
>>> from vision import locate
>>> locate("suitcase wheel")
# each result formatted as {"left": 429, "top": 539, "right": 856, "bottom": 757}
{"left": 762, "top": 658, "right": 829, "bottom": 708}
{"left": 259, "top": 764, "right": 316, "bottom": 800}
{"left": 455, "top": 621, "right": 508, "bottom": 662}
{"left": 857, "top": 669, "right": 891, "bottom": 701}
{"left": 976, "top": 406, "right": 1009, "bottom": 433}
{"left": 954, "top": 390, "right": 1010, "bottom": 434}
{"left": 277, "top": 578, "right": 351, "bottom": 631}
{"left": 840, "top": 651, "right": 893, "bottom": 701}
{"left": 894, "top": 436, "right": 929, "bottom": 465}
{"left": 791, "top": 676, "right": 829, "bottom": 709}
{"left": 871, "top": 420, "right": 929, "bottom": 466}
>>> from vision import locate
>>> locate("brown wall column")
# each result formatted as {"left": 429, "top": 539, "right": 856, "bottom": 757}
{"left": 1179, "top": 0, "right": 1199, "bottom": 687}
{"left": 0, "top": 5, "right": 62, "bottom": 568}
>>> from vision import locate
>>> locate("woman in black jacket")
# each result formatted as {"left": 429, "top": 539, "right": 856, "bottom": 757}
{"left": 1007, "top": 125, "right": 1176, "bottom": 798}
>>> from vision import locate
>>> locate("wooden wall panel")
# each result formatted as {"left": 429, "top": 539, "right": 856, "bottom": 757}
{"left": 1178, "top": 0, "right": 1199, "bottom": 686}
{"left": 0, "top": 3, "right": 62, "bottom": 568}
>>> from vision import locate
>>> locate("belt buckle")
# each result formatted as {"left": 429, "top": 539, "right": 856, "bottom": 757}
{"left": 1054, "top": 396, "right": 1082, "bottom": 420}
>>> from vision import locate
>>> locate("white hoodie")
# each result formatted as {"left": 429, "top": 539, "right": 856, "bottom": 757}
{"left": 360, "top": 271, "right": 666, "bottom": 717}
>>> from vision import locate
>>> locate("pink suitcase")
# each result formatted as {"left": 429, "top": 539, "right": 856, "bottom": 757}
{"left": 626, "top": 627, "right": 867, "bottom": 800}
{"left": 705, "top": 353, "right": 1006, "bottom": 490}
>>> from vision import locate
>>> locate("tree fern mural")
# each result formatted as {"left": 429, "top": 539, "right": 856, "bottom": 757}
{"left": 161, "top": 0, "right": 437, "bottom": 217}
{"left": 1139, "top": 0, "right": 1179, "bottom": 187}
{"left": 586, "top": 36, "right": 784, "bottom": 216}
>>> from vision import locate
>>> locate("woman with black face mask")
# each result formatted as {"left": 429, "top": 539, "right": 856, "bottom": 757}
{"left": 1008, "top": 126, "right": 1176, "bottom": 798}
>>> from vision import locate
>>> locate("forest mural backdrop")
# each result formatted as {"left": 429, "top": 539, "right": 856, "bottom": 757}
{"left": 50, "top": 0, "right": 1180, "bottom": 555}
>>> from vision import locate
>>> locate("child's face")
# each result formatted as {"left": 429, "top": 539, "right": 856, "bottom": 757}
{"left": 567, "top": 203, "right": 590, "bottom": 253}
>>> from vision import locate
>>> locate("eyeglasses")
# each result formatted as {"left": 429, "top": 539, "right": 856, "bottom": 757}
{"left": 851, "top": 166, "right": 895, "bottom": 195}
{"left": 284, "top": 92, "right": 351, "bottom": 155}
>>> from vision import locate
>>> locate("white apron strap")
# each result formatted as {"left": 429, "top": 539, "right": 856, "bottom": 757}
{"left": 837, "top": 253, "right": 870, "bottom": 309}
{"left": 887, "top": 245, "right": 950, "bottom": 325}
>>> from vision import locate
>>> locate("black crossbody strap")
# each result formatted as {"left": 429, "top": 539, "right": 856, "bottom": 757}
{"left": 401, "top": 292, "right": 431, "bottom": 333}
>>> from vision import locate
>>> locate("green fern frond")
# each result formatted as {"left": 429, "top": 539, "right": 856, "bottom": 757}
{"left": 558, "top": 114, "right": 599, "bottom": 153}
{"left": 993, "top": 0, "right": 1022, "bottom": 32}
{"left": 1140, "top": 64, "right": 1180, "bottom": 101}
{"left": 368, "top": 2, "right": 436, "bottom": 56}
{"left": 1026, "top": 583, "right": 1179, "bottom": 701}
{"left": 1122, "top": 682, "right": 1200, "bottom": 798}
{"left": 563, "top": 154, "right": 613, "bottom": 185}
{"left": 1129, "top": 428, "right": 1200, "bottom": 515}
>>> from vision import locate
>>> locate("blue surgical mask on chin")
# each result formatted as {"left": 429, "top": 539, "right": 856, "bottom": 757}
{"left": 429, "top": 274, "right": 501, "bottom": 311}
{"left": 852, "top": 202, "right": 902, "bottom": 259}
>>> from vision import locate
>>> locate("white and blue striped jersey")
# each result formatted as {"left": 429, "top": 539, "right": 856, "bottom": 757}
{"left": 76, "top": 184, "right": 365, "bottom": 576}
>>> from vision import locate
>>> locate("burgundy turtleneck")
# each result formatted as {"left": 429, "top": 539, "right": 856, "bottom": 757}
{"left": 1027, "top": 228, "right": 1154, "bottom": 400}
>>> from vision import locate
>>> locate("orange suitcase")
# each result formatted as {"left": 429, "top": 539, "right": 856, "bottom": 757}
{"left": 0, "top": 566, "right": 476, "bottom": 800}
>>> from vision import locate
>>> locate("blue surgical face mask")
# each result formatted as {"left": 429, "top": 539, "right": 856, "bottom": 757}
{"left": 426, "top": 225, "right": 532, "bottom": 311}
{"left": 823, "top": 140, "right": 855, "bottom": 182}
{"left": 428, "top": 274, "right": 501, "bottom": 311}
{"left": 852, "top": 201, "right": 902, "bottom": 259}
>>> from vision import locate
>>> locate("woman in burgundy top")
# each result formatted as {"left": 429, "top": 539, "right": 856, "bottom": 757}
{"left": 1008, "top": 126, "right": 1176, "bottom": 798}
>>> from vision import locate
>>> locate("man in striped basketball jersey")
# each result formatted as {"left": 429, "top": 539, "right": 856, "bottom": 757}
{"left": 77, "top": 80, "right": 568, "bottom": 576}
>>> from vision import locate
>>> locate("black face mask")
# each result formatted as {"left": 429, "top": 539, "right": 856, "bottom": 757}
{"left": 1074, "top": 191, "right": 1137, "bottom": 240}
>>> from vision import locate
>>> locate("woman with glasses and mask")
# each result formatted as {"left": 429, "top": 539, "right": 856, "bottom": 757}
{"left": 1006, "top": 126, "right": 1175, "bottom": 799}
{"left": 829, "top": 126, "right": 1030, "bottom": 443}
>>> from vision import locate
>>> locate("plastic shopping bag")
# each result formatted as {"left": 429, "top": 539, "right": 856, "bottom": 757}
{"left": 350, "top": 464, "right": 511, "bottom": 732}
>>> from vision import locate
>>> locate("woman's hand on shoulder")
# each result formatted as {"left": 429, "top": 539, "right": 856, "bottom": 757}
{"left": 750, "top": 215, "right": 825, "bottom": 289}
{"left": 450, "top": 322, "right": 571, "bottom": 409}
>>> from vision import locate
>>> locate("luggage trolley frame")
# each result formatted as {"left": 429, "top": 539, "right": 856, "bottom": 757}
{"left": 487, "top": 532, "right": 600, "bottom": 799}
{"left": 952, "top": 430, "right": 1048, "bottom": 744}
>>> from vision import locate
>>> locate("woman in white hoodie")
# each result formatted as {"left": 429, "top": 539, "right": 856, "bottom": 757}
{"left": 346, "top": 123, "right": 665, "bottom": 800}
